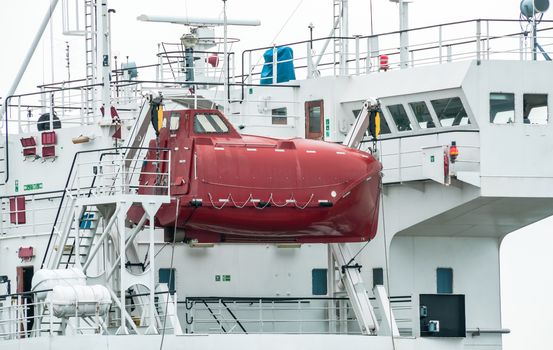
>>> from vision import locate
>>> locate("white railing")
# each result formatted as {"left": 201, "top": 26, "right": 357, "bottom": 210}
{"left": 241, "top": 19, "right": 553, "bottom": 85}
{"left": 182, "top": 296, "right": 413, "bottom": 336}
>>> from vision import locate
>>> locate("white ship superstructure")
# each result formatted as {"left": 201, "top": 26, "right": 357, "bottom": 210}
{"left": 1, "top": 0, "right": 552, "bottom": 349}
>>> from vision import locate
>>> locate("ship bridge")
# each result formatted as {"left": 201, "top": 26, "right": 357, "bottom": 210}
{"left": 236, "top": 17, "right": 553, "bottom": 345}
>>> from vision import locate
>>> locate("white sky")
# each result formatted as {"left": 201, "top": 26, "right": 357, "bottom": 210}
{"left": 1, "top": 1, "right": 553, "bottom": 349}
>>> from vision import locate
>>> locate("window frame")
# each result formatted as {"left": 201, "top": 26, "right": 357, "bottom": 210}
{"left": 409, "top": 101, "right": 438, "bottom": 129}
{"left": 387, "top": 103, "right": 414, "bottom": 132}
{"left": 305, "top": 100, "right": 325, "bottom": 140}
{"left": 430, "top": 96, "right": 471, "bottom": 128}
{"left": 271, "top": 107, "right": 288, "bottom": 125}
{"left": 523, "top": 93, "right": 549, "bottom": 125}
{"left": 193, "top": 112, "right": 231, "bottom": 134}
{"left": 489, "top": 92, "right": 516, "bottom": 124}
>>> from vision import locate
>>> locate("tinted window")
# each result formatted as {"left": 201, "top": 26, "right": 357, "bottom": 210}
{"left": 312, "top": 268, "right": 327, "bottom": 295}
{"left": 410, "top": 102, "right": 436, "bottom": 129}
{"left": 437, "top": 268, "right": 453, "bottom": 294}
{"left": 490, "top": 93, "right": 515, "bottom": 124}
{"left": 194, "top": 113, "right": 229, "bottom": 133}
{"left": 388, "top": 104, "right": 412, "bottom": 131}
{"left": 431, "top": 97, "right": 470, "bottom": 127}
{"left": 523, "top": 93, "right": 548, "bottom": 124}
{"left": 373, "top": 268, "right": 384, "bottom": 288}
{"left": 272, "top": 107, "right": 287, "bottom": 125}
{"left": 308, "top": 105, "right": 322, "bottom": 133}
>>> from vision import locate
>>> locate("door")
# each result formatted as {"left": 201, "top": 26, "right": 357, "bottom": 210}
{"left": 305, "top": 100, "right": 324, "bottom": 140}
{"left": 16, "top": 266, "right": 34, "bottom": 336}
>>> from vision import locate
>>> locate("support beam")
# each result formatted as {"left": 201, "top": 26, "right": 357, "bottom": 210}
{"left": 330, "top": 243, "right": 378, "bottom": 334}
{"left": 374, "top": 285, "right": 400, "bottom": 336}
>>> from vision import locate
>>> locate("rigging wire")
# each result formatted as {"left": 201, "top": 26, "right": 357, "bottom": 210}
{"left": 159, "top": 198, "right": 197, "bottom": 350}
{"left": 378, "top": 139, "right": 397, "bottom": 350}
{"left": 159, "top": 197, "right": 180, "bottom": 350}
{"left": 245, "top": 0, "right": 305, "bottom": 82}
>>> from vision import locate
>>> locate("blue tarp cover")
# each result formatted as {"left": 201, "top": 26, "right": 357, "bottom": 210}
{"left": 260, "top": 46, "right": 296, "bottom": 84}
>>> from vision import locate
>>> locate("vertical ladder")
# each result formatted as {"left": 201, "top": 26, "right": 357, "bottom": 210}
{"left": 84, "top": 0, "right": 97, "bottom": 121}
{"left": 332, "top": 0, "right": 342, "bottom": 76}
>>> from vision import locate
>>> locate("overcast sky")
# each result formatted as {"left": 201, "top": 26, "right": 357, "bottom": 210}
{"left": 1, "top": 1, "right": 553, "bottom": 349}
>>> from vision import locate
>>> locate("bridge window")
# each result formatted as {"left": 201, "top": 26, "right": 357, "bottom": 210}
{"left": 490, "top": 93, "right": 515, "bottom": 124}
{"left": 523, "top": 94, "right": 548, "bottom": 125}
{"left": 409, "top": 102, "right": 436, "bottom": 129}
{"left": 271, "top": 107, "right": 287, "bottom": 125}
{"left": 431, "top": 97, "right": 470, "bottom": 127}
{"left": 387, "top": 104, "right": 412, "bottom": 131}
{"left": 194, "top": 113, "right": 230, "bottom": 134}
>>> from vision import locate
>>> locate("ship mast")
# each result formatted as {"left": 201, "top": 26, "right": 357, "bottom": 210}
{"left": 1, "top": 0, "right": 60, "bottom": 120}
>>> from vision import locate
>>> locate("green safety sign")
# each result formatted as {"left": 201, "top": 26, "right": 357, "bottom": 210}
{"left": 215, "top": 274, "right": 231, "bottom": 282}
{"left": 430, "top": 155, "right": 435, "bottom": 163}
{"left": 24, "top": 183, "right": 43, "bottom": 191}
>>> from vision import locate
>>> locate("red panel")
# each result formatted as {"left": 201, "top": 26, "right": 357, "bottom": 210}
{"left": 20, "top": 137, "right": 36, "bottom": 147}
{"left": 18, "top": 247, "right": 34, "bottom": 259}
{"left": 42, "top": 146, "right": 56, "bottom": 158}
{"left": 23, "top": 148, "right": 36, "bottom": 157}
{"left": 41, "top": 131, "right": 57, "bottom": 145}
{"left": 9, "top": 197, "right": 26, "bottom": 224}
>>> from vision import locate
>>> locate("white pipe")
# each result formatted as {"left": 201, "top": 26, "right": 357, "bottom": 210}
{"left": 223, "top": 0, "right": 229, "bottom": 113}
{"left": 2, "top": 0, "right": 60, "bottom": 118}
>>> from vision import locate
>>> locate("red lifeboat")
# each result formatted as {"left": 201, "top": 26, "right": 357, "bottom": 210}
{"left": 128, "top": 109, "right": 382, "bottom": 243}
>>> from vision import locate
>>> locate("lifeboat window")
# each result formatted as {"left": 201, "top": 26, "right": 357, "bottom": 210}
{"left": 169, "top": 112, "right": 180, "bottom": 131}
{"left": 194, "top": 113, "right": 230, "bottom": 133}
{"left": 431, "top": 97, "right": 470, "bottom": 127}
{"left": 523, "top": 93, "right": 548, "bottom": 124}
{"left": 387, "top": 104, "right": 412, "bottom": 131}
{"left": 436, "top": 267, "right": 453, "bottom": 294}
{"left": 490, "top": 93, "right": 515, "bottom": 124}
{"left": 409, "top": 102, "right": 436, "bottom": 129}
{"left": 271, "top": 107, "right": 288, "bottom": 125}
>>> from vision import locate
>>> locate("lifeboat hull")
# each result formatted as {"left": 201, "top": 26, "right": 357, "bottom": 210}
{"left": 128, "top": 109, "right": 381, "bottom": 243}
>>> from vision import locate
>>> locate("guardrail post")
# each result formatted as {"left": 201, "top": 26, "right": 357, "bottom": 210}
{"left": 369, "top": 36, "right": 379, "bottom": 73}
{"left": 272, "top": 45, "right": 277, "bottom": 84}
{"left": 486, "top": 20, "right": 490, "bottom": 60}
{"left": 476, "top": 20, "right": 482, "bottom": 65}
{"left": 447, "top": 45, "right": 452, "bottom": 62}
{"left": 355, "top": 35, "right": 360, "bottom": 75}
{"left": 307, "top": 42, "right": 313, "bottom": 78}
{"left": 439, "top": 25, "right": 443, "bottom": 64}
{"left": 518, "top": 34, "right": 524, "bottom": 61}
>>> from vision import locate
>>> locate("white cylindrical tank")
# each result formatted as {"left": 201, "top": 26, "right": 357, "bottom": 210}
{"left": 32, "top": 268, "right": 86, "bottom": 301}
{"left": 46, "top": 285, "right": 112, "bottom": 318}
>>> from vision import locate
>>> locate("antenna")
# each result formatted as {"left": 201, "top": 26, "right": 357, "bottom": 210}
{"left": 136, "top": 15, "right": 260, "bottom": 27}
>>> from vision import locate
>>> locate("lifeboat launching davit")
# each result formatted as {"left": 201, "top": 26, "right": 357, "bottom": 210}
{"left": 128, "top": 108, "right": 382, "bottom": 243}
